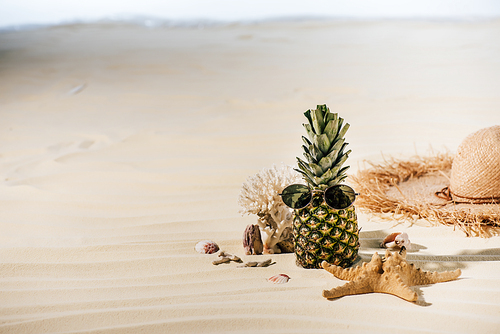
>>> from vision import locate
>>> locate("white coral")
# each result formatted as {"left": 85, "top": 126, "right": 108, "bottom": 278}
{"left": 238, "top": 164, "right": 303, "bottom": 253}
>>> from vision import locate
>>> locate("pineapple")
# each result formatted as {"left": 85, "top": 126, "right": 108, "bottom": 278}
{"left": 292, "top": 104, "right": 359, "bottom": 269}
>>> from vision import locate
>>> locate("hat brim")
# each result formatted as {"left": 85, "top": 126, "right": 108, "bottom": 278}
{"left": 351, "top": 153, "right": 500, "bottom": 237}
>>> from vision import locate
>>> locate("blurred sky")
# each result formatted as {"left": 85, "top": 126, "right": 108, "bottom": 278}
{"left": 1, "top": 0, "right": 500, "bottom": 28}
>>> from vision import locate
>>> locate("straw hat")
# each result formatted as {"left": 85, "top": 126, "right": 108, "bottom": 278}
{"left": 351, "top": 125, "right": 500, "bottom": 237}
{"left": 439, "top": 125, "right": 500, "bottom": 204}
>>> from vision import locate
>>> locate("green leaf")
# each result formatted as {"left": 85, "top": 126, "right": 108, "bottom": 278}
{"left": 328, "top": 163, "right": 342, "bottom": 178}
{"left": 317, "top": 134, "right": 331, "bottom": 155}
{"left": 330, "top": 138, "right": 345, "bottom": 153}
{"left": 317, "top": 104, "right": 327, "bottom": 112}
{"left": 309, "top": 162, "right": 324, "bottom": 176}
{"left": 326, "top": 149, "right": 339, "bottom": 164}
{"left": 321, "top": 106, "right": 330, "bottom": 122}
{"left": 336, "top": 143, "right": 348, "bottom": 159}
{"left": 324, "top": 119, "right": 339, "bottom": 143}
{"left": 313, "top": 175, "right": 322, "bottom": 185}
{"left": 304, "top": 124, "right": 315, "bottom": 141}
{"left": 303, "top": 151, "right": 315, "bottom": 164}
{"left": 337, "top": 123, "right": 350, "bottom": 140}
{"left": 338, "top": 166, "right": 350, "bottom": 176}
{"left": 326, "top": 139, "right": 344, "bottom": 162}
{"left": 309, "top": 144, "right": 324, "bottom": 161}
{"left": 324, "top": 110, "right": 336, "bottom": 123}
{"left": 294, "top": 168, "right": 317, "bottom": 187}
{"left": 318, "top": 168, "right": 334, "bottom": 185}
{"left": 327, "top": 151, "right": 351, "bottom": 179}
{"left": 335, "top": 166, "right": 351, "bottom": 182}
{"left": 334, "top": 118, "right": 344, "bottom": 141}
{"left": 328, "top": 175, "right": 348, "bottom": 186}
{"left": 303, "top": 109, "right": 312, "bottom": 127}
{"left": 311, "top": 107, "right": 325, "bottom": 134}
{"left": 297, "top": 158, "right": 313, "bottom": 174}
{"left": 297, "top": 158, "right": 317, "bottom": 179}
{"left": 302, "top": 136, "right": 312, "bottom": 146}
{"left": 302, "top": 145, "right": 310, "bottom": 155}
{"left": 334, "top": 151, "right": 350, "bottom": 169}
{"left": 317, "top": 104, "right": 329, "bottom": 122}
{"left": 318, "top": 156, "right": 333, "bottom": 172}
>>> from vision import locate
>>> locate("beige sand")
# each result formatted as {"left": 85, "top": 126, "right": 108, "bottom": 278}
{"left": 1, "top": 20, "right": 500, "bottom": 333}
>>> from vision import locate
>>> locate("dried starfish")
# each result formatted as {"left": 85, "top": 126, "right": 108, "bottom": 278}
{"left": 322, "top": 249, "right": 461, "bottom": 302}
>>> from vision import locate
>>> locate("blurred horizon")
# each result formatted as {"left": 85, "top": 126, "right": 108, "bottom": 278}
{"left": 2, "top": 0, "right": 500, "bottom": 30}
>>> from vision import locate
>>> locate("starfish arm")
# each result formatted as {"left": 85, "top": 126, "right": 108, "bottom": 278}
{"left": 406, "top": 266, "right": 462, "bottom": 285}
{"left": 384, "top": 251, "right": 461, "bottom": 286}
{"left": 322, "top": 252, "right": 383, "bottom": 281}
{"left": 322, "top": 276, "right": 373, "bottom": 299}
{"left": 375, "top": 270, "right": 418, "bottom": 302}
{"left": 321, "top": 261, "right": 365, "bottom": 280}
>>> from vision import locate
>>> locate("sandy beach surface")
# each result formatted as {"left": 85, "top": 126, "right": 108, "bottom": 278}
{"left": 1, "top": 20, "right": 500, "bottom": 333}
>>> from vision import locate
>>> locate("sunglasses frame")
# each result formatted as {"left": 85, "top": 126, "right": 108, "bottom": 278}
{"left": 279, "top": 184, "right": 359, "bottom": 210}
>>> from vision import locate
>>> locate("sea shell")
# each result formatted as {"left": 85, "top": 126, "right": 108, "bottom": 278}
{"left": 268, "top": 274, "right": 290, "bottom": 284}
{"left": 381, "top": 232, "right": 411, "bottom": 249}
{"left": 195, "top": 240, "right": 219, "bottom": 254}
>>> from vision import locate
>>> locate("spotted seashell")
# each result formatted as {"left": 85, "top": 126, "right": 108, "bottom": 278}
{"left": 268, "top": 274, "right": 290, "bottom": 284}
{"left": 195, "top": 240, "right": 219, "bottom": 254}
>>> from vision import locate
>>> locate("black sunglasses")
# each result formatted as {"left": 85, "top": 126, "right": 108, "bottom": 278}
{"left": 279, "top": 184, "right": 358, "bottom": 210}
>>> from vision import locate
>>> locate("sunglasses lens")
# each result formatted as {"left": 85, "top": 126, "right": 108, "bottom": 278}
{"left": 324, "top": 185, "right": 356, "bottom": 210}
{"left": 281, "top": 184, "right": 311, "bottom": 209}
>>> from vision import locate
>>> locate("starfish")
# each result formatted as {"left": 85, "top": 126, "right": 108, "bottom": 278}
{"left": 322, "top": 249, "right": 461, "bottom": 302}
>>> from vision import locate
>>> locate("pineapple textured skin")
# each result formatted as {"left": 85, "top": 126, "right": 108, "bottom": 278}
{"left": 293, "top": 192, "right": 359, "bottom": 269}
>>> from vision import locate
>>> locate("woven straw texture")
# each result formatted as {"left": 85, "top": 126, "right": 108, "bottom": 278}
{"left": 351, "top": 153, "right": 500, "bottom": 237}
{"left": 450, "top": 125, "right": 500, "bottom": 203}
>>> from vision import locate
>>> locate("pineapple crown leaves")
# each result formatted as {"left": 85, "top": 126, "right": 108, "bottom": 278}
{"left": 295, "top": 104, "right": 351, "bottom": 189}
